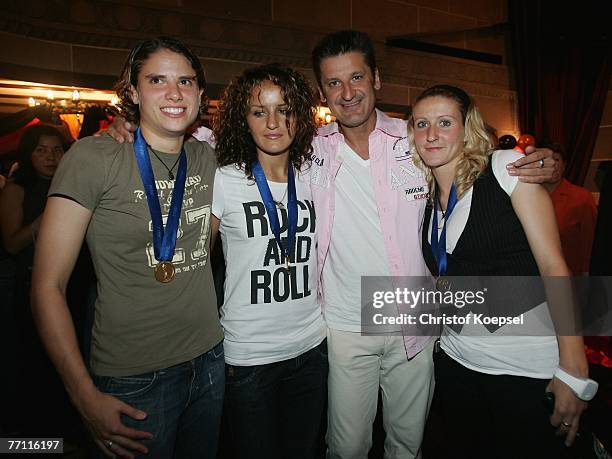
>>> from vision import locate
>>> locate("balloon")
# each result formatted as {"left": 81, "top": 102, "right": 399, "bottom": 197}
{"left": 517, "top": 134, "right": 536, "bottom": 151}
{"left": 498, "top": 135, "right": 517, "bottom": 150}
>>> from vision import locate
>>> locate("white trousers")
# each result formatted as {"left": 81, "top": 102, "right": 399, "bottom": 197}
{"left": 326, "top": 329, "right": 435, "bottom": 459}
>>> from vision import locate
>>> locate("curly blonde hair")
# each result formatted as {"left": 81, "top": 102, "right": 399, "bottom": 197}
{"left": 409, "top": 85, "right": 494, "bottom": 201}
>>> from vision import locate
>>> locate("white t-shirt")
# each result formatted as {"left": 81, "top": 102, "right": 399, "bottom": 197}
{"left": 322, "top": 142, "right": 398, "bottom": 332}
{"left": 429, "top": 149, "right": 559, "bottom": 379}
{"left": 212, "top": 165, "right": 325, "bottom": 366}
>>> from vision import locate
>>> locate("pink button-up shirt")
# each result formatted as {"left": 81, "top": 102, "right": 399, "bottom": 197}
{"left": 310, "top": 110, "right": 434, "bottom": 358}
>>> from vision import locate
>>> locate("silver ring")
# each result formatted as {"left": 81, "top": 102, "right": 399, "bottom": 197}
{"left": 107, "top": 440, "right": 113, "bottom": 449}
{"left": 561, "top": 421, "right": 572, "bottom": 427}
{"left": 539, "top": 158, "right": 545, "bottom": 168}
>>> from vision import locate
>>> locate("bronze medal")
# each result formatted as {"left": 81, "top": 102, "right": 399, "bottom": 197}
{"left": 436, "top": 276, "right": 451, "bottom": 291}
{"left": 155, "top": 261, "right": 176, "bottom": 283}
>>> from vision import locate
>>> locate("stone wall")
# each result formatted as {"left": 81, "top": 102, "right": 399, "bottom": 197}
{"left": 0, "top": 1, "right": 608, "bottom": 188}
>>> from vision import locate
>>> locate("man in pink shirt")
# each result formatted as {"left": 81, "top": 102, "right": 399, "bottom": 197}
{"left": 309, "top": 30, "right": 558, "bottom": 459}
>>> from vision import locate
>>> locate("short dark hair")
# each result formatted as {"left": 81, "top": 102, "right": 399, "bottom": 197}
{"left": 311, "top": 30, "right": 377, "bottom": 87}
{"left": 14, "top": 124, "right": 67, "bottom": 186}
{"left": 537, "top": 138, "right": 567, "bottom": 162}
{"left": 114, "top": 36, "right": 206, "bottom": 124}
{"left": 213, "top": 63, "right": 316, "bottom": 179}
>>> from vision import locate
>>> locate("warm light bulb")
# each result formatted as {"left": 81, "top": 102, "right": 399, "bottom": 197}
{"left": 317, "top": 106, "right": 331, "bottom": 123}
{"left": 28, "top": 97, "right": 36, "bottom": 107}
{"left": 72, "top": 89, "right": 80, "bottom": 101}
{"left": 46, "top": 90, "right": 54, "bottom": 100}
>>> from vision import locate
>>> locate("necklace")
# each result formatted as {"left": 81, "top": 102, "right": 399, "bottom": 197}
{"left": 273, "top": 185, "right": 288, "bottom": 209}
{"left": 437, "top": 209, "right": 447, "bottom": 230}
{"left": 148, "top": 145, "right": 181, "bottom": 180}
{"left": 437, "top": 196, "right": 447, "bottom": 230}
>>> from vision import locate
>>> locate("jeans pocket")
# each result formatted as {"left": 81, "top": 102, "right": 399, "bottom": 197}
{"left": 94, "top": 371, "right": 158, "bottom": 398}
{"left": 211, "top": 341, "right": 224, "bottom": 360}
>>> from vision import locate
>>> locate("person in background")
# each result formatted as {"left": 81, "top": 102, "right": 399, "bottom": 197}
{"left": 31, "top": 37, "right": 223, "bottom": 458}
{"left": 0, "top": 124, "right": 68, "bottom": 435}
{"left": 0, "top": 124, "right": 66, "bottom": 283}
{"left": 412, "top": 84, "right": 592, "bottom": 458}
{"left": 542, "top": 141, "right": 597, "bottom": 275}
{"left": 212, "top": 63, "right": 327, "bottom": 459}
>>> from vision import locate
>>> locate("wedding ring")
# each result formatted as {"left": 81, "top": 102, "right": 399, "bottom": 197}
{"left": 107, "top": 440, "right": 114, "bottom": 449}
{"left": 561, "top": 421, "right": 571, "bottom": 427}
{"left": 539, "top": 158, "right": 545, "bottom": 168}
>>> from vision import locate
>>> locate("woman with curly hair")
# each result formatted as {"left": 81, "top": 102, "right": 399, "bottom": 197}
{"left": 211, "top": 63, "right": 326, "bottom": 459}
{"left": 411, "top": 85, "right": 592, "bottom": 458}
{"left": 0, "top": 124, "right": 66, "bottom": 274}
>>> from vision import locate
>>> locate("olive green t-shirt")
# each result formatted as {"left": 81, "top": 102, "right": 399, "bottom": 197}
{"left": 49, "top": 135, "right": 223, "bottom": 376}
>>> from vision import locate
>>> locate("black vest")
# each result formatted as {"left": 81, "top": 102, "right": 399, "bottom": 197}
{"left": 422, "top": 161, "right": 545, "bottom": 332}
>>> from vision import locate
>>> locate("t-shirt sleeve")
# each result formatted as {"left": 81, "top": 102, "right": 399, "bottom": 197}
{"left": 212, "top": 168, "right": 225, "bottom": 219}
{"left": 193, "top": 126, "right": 216, "bottom": 148}
{"left": 48, "top": 136, "right": 115, "bottom": 210}
{"left": 491, "top": 149, "right": 523, "bottom": 196}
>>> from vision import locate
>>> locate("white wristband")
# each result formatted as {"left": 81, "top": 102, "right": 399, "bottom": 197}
{"left": 554, "top": 367, "right": 598, "bottom": 401}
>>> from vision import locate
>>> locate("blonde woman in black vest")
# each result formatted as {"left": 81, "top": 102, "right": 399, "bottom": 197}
{"left": 411, "top": 85, "right": 593, "bottom": 458}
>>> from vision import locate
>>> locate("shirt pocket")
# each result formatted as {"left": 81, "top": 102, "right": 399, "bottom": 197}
{"left": 309, "top": 166, "right": 331, "bottom": 189}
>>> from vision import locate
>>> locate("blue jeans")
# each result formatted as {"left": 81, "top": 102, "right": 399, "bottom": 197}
{"left": 224, "top": 340, "right": 328, "bottom": 459}
{"left": 92, "top": 342, "right": 224, "bottom": 458}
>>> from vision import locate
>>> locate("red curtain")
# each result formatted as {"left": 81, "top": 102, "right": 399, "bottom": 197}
{"left": 508, "top": 2, "right": 612, "bottom": 185}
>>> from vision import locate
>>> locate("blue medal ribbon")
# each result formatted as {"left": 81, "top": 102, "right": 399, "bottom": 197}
{"left": 430, "top": 183, "right": 458, "bottom": 276}
{"left": 252, "top": 161, "right": 297, "bottom": 266}
{"left": 134, "top": 128, "right": 187, "bottom": 263}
